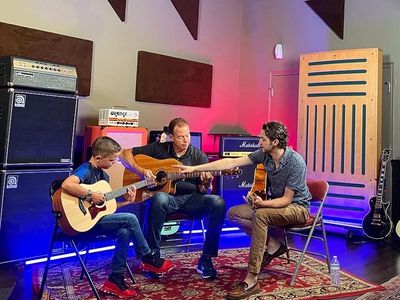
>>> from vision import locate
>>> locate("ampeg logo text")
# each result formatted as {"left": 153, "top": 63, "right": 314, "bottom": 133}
{"left": 14, "top": 94, "right": 26, "bottom": 108}
{"left": 6, "top": 175, "right": 18, "bottom": 189}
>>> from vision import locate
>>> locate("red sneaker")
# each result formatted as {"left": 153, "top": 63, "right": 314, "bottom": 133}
{"left": 140, "top": 259, "right": 175, "bottom": 274}
{"left": 101, "top": 279, "right": 137, "bottom": 298}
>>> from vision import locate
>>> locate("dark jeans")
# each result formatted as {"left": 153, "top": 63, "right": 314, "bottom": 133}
{"left": 91, "top": 212, "right": 150, "bottom": 274}
{"left": 144, "top": 192, "right": 226, "bottom": 257}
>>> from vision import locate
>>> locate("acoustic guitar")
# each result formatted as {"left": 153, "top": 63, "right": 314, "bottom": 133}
{"left": 123, "top": 154, "right": 243, "bottom": 203}
{"left": 52, "top": 179, "right": 152, "bottom": 235}
{"left": 246, "top": 164, "right": 267, "bottom": 208}
{"left": 362, "top": 148, "right": 393, "bottom": 240}
{"left": 396, "top": 221, "right": 400, "bottom": 238}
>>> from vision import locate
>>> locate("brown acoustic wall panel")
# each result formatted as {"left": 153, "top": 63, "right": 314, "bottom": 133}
{"left": 0, "top": 22, "right": 93, "bottom": 96}
{"left": 136, "top": 51, "right": 212, "bottom": 108}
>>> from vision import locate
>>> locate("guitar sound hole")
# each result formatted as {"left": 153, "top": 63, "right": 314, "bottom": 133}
{"left": 155, "top": 171, "right": 168, "bottom": 184}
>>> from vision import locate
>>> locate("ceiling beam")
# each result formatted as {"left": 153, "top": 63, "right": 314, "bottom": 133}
{"left": 306, "top": 0, "right": 345, "bottom": 39}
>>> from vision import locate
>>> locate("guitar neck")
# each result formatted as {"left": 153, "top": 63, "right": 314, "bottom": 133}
{"left": 167, "top": 170, "right": 226, "bottom": 180}
{"left": 104, "top": 180, "right": 149, "bottom": 200}
{"left": 375, "top": 163, "right": 387, "bottom": 208}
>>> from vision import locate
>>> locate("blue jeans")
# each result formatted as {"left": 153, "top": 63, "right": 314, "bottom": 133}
{"left": 90, "top": 212, "right": 150, "bottom": 274}
{"left": 144, "top": 192, "right": 226, "bottom": 257}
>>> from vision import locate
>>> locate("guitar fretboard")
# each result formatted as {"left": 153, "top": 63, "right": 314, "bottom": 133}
{"left": 372, "top": 148, "right": 391, "bottom": 218}
{"left": 166, "top": 170, "right": 234, "bottom": 180}
{"left": 104, "top": 179, "right": 149, "bottom": 200}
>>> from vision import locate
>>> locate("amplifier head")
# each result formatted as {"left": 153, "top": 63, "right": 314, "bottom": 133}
{"left": 220, "top": 136, "right": 260, "bottom": 157}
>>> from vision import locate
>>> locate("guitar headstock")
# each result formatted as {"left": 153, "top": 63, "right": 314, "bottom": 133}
{"left": 221, "top": 167, "right": 243, "bottom": 176}
{"left": 381, "top": 148, "right": 391, "bottom": 164}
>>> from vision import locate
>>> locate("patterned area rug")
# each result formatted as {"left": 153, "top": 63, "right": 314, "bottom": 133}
{"left": 355, "top": 275, "right": 400, "bottom": 300}
{"left": 33, "top": 248, "right": 384, "bottom": 300}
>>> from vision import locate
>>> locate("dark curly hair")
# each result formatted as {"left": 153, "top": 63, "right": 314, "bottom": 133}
{"left": 262, "top": 121, "right": 288, "bottom": 149}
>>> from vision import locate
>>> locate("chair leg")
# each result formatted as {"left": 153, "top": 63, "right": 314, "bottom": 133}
{"left": 320, "top": 221, "right": 331, "bottom": 273}
{"left": 290, "top": 222, "right": 318, "bottom": 286}
{"left": 80, "top": 244, "right": 90, "bottom": 280}
{"left": 70, "top": 240, "right": 101, "bottom": 300}
{"left": 125, "top": 262, "right": 135, "bottom": 284}
{"left": 38, "top": 226, "right": 58, "bottom": 300}
{"left": 200, "top": 219, "right": 206, "bottom": 243}
{"left": 283, "top": 229, "right": 290, "bottom": 260}
{"left": 186, "top": 220, "right": 195, "bottom": 251}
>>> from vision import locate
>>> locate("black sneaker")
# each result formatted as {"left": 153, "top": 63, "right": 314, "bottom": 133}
{"left": 108, "top": 273, "right": 128, "bottom": 291}
{"left": 141, "top": 251, "right": 174, "bottom": 274}
{"left": 142, "top": 250, "right": 164, "bottom": 268}
{"left": 195, "top": 255, "right": 217, "bottom": 279}
{"left": 101, "top": 273, "right": 137, "bottom": 298}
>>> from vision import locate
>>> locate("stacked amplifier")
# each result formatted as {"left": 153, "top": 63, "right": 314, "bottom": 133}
{"left": 0, "top": 56, "right": 78, "bottom": 263}
{"left": 219, "top": 136, "right": 260, "bottom": 227}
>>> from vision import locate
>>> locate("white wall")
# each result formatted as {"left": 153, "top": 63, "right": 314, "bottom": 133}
{"left": 329, "top": 0, "right": 400, "bottom": 158}
{"left": 2, "top": 0, "right": 397, "bottom": 156}
{"left": 237, "top": 0, "right": 400, "bottom": 157}
{"left": 0, "top": 0, "right": 243, "bottom": 153}
{"left": 237, "top": 0, "right": 329, "bottom": 135}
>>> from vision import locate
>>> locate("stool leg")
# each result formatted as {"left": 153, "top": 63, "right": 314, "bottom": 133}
{"left": 125, "top": 262, "right": 135, "bottom": 284}
{"left": 38, "top": 225, "right": 58, "bottom": 300}
{"left": 186, "top": 220, "right": 194, "bottom": 251}
{"left": 71, "top": 240, "right": 101, "bottom": 300}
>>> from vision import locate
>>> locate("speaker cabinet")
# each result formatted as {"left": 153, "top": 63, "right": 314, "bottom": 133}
{"left": 218, "top": 136, "right": 260, "bottom": 228}
{"left": 0, "top": 168, "right": 71, "bottom": 263}
{"left": 0, "top": 88, "right": 78, "bottom": 168}
{"left": 220, "top": 164, "right": 257, "bottom": 226}
{"left": 219, "top": 136, "right": 260, "bottom": 157}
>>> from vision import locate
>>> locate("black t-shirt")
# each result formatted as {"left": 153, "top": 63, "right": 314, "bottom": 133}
{"left": 131, "top": 142, "right": 208, "bottom": 194}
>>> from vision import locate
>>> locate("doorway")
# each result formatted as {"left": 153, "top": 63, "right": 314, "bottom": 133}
{"left": 268, "top": 71, "right": 299, "bottom": 149}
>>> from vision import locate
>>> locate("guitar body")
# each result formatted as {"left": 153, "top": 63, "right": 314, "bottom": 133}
{"left": 123, "top": 154, "right": 243, "bottom": 204}
{"left": 52, "top": 180, "right": 117, "bottom": 235}
{"left": 123, "top": 155, "right": 181, "bottom": 202}
{"left": 361, "top": 148, "right": 393, "bottom": 240}
{"left": 247, "top": 164, "right": 267, "bottom": 206}
{"left": 362, "top": 196, "right": 393, "bottom": 239}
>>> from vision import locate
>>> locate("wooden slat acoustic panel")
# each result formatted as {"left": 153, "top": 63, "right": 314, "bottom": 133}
{"left": 135, "top": 51, "right": 213, "bottom": 108}
{"left": 297, "top": 48, "right": 383, "bottom": 227}
{"left": 0, "top": 22, "right": 93, "bottom": 96}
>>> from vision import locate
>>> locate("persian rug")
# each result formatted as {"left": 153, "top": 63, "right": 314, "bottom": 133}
{"left": 355, "top": 275, "right": 400, "bottom": 300}
{"left": 33, "top": 248, "right": 384, "bottom": 300}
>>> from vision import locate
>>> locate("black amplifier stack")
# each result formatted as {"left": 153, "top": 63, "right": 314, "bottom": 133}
{"left": 218, "top": 136, "right": 260, "bottom": 228}
{"left": 0, "top": 56, "right": 78, "bottom": 263}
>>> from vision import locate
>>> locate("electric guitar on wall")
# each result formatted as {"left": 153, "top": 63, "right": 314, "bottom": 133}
{"left": 123, "top": 154, "right": 243, "bottom": 203}
{"left": 52, "top": 179, "right": 152, "bottom": 235}
{"left": 362, "top": 148, "right": 393, "bottom": 240}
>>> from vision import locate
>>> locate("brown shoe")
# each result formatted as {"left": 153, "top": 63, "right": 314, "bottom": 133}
{"left": 261, "top": 243, "right": 288, "bottom": 268}
{"left": 226, "top": 281, "right": 261, "bottom": 300}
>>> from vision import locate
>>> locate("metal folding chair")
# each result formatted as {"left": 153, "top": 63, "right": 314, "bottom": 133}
{"left": 279, "top": 179, "right": 331, "bottom": 286}
{"left": 161, "top": 212, "right": 206, "bottom": 250}
{"left": 38, "top": 179, "right": 135, "bottom": 300}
